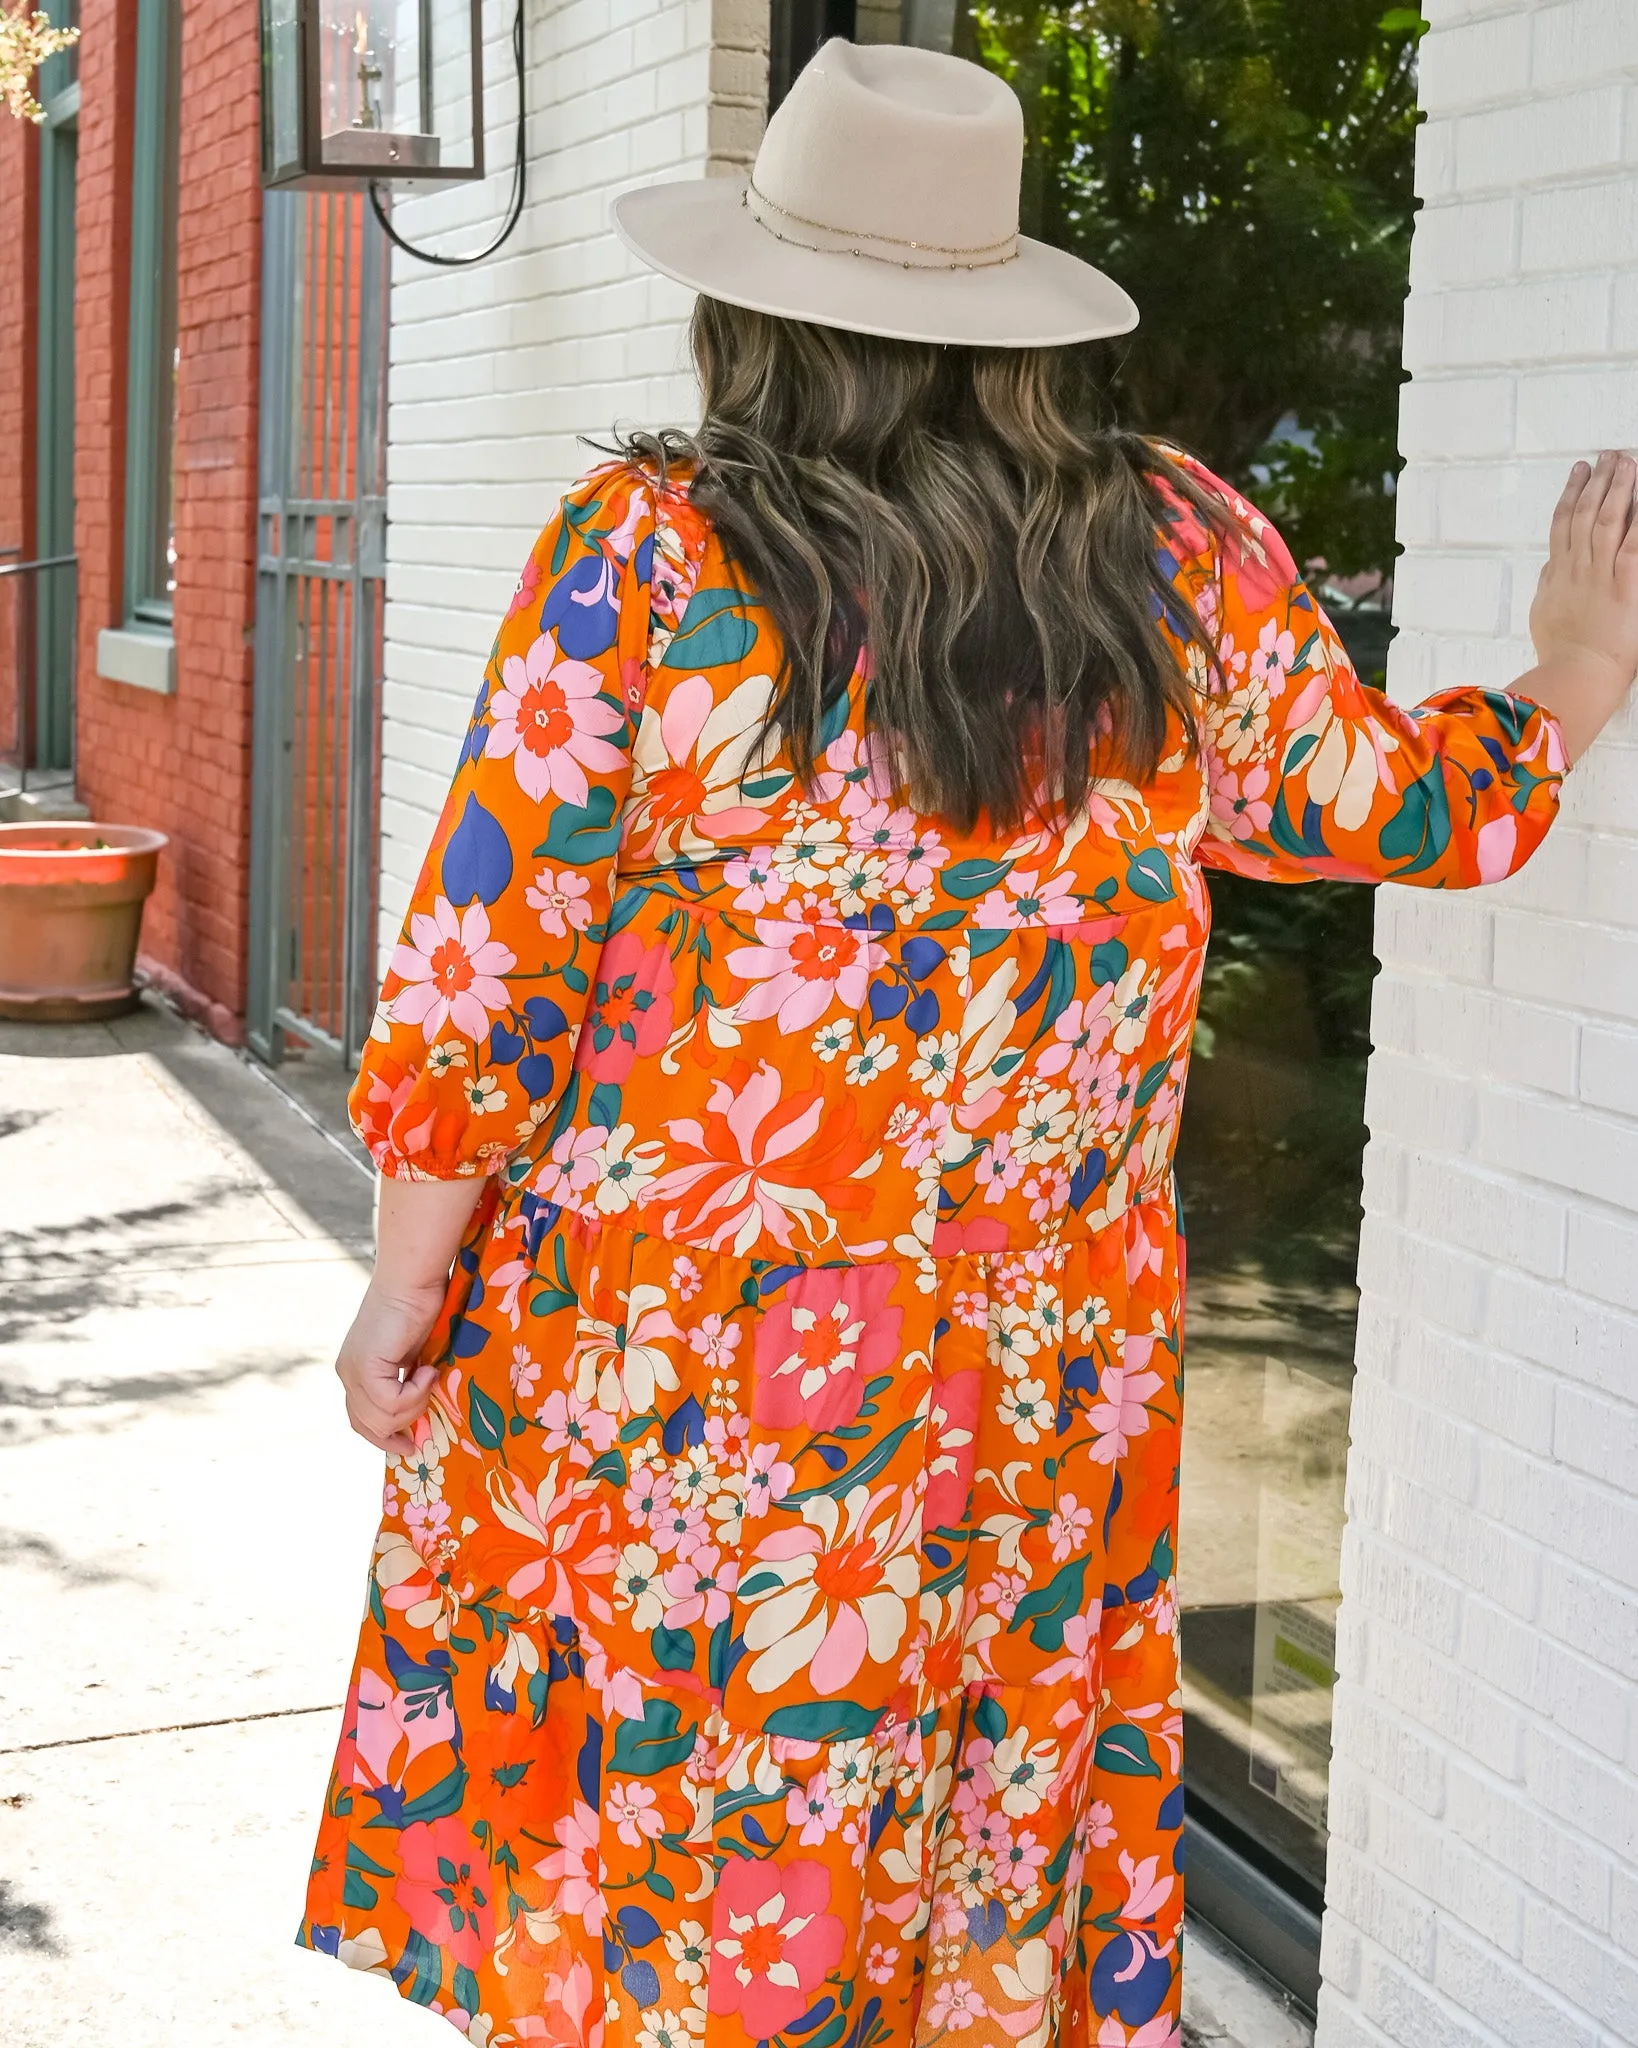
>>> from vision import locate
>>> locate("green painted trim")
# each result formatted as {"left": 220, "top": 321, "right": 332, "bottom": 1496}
{"left": 36, "top": 116, "right": 76, "bottom": 772}
{"left": 123, "top": 0, "right": 182, "bottom": 627}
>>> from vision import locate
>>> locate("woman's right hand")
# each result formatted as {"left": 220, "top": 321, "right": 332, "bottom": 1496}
{"left": 334, "top": 1276, "right": 445, "bottom": 1459}
{"left": 1523, "top": 449, "right": 1638, "bottom": 762}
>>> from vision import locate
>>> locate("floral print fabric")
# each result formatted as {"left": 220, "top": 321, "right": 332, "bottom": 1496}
{"left": 300, "top": 451, "right": 1564, "bottom": 2048}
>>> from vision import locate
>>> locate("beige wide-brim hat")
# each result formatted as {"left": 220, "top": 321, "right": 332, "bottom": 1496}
{"left": 612, "top": 39, "right": 1139, "bottom": 350}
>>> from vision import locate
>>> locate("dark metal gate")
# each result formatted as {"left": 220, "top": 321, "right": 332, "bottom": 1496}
{"left": 248, "top": 188, "right": 389, "bottom": 1067}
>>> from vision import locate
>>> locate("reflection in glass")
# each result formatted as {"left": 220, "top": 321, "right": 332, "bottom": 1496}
{"left": 824, "top": 0, "right": 1412, "bottom": 1918}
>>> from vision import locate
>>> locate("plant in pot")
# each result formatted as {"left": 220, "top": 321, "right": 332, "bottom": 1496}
{"left": 0, "top": 825, "right": 168, "bottom": 1020}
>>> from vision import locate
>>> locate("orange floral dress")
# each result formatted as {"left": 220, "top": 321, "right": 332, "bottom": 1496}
{"left": 299, "top": 450, "right": 1564, "bottom": 2047}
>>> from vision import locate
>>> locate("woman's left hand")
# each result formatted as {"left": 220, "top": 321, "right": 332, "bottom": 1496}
{"left": 334, "top": 1276, "right": 446, "bottom": 1458}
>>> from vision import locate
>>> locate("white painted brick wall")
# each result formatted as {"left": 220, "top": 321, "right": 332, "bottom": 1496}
{"left": 1320, "top": 5, "right": 1638, "bottom": 2045}
{"left": 375, "top": 0, "right": 766, "bottom": 949}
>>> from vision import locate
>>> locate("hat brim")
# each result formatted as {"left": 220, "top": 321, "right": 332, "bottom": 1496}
{"left": 613, "top": 177, "right": 1139, "bottom": 349}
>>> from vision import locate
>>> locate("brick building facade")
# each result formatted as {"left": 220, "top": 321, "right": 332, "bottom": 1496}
{"left": 1, "top": 0, "right": 262, "bottom": 1042}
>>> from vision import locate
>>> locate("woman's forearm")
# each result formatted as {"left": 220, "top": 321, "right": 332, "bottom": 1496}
{"left": 372, "top": 1173, "right": 487, "bottom": 1300}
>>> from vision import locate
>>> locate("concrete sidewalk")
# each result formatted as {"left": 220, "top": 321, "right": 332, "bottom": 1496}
{"left": 0, "top": 996, "right": 1310, "bottom": 2048}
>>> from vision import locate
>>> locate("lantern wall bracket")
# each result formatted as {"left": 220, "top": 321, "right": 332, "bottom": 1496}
{"left": 370, "top": 0, "right": 527, "bottom": 268}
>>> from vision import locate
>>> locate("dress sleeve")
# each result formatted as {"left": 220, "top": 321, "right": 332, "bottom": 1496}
{"left": 1159, "top": 449, "right": 1567, "bottom": 888}
{"left": 348, "top": 461, "right": 701, "bottom": 1179}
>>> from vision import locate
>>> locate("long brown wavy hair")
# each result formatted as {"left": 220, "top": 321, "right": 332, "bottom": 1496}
{"left": 623, "top": 296, "right": 1238, "bottom": 833}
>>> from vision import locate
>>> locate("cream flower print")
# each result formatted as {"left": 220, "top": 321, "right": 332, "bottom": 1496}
{"left": 846, "top": 1034, "right": 899, "bottom": 1086}
{"left": 812, "top": 1020, "right": 851, "bottom": 1062}
{"left": 464, "top": 1074, "right": 506, "bottom": 1115}
{"left": 909, "top": 1030, "right": 959, "bottom": 1098}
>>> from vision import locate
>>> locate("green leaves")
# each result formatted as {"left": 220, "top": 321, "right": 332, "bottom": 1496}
{"left": 534, "top": 781, "right": 622, "bottom": 866}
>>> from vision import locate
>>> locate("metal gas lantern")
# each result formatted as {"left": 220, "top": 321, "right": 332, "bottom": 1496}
{"left": 260, "top": 0, "right": 484, "bottom": 189}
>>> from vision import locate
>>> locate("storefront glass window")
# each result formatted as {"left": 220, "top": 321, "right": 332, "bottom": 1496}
{"left": 771, "top": 0, "right": 1417, "bottom": 1968}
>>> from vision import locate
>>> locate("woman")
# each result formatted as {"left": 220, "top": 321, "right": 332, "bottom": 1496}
{"left": 299, "top": 40, "right": 1637, "bottom": 2048}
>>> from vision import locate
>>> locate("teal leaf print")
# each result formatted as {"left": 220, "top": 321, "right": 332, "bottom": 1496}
{"left": 1124, "top": 848, "right": 1175, "bottom": 903}
{"left": 1094, "top": 1725, "right": 1164, "bottom": 1778}
{"left": 939, "top": 856, "right": 1013, "bottom": 901}
{"left": 382, "top": 1761, "right": 471, "bottom": 1828}
{"left": 1088, "top": 939, "right": 1129, "bottom": 985}
{"left": 535, "top": 782, "right": 621, "bottom": 865}
{"left": 651, "top": 1624, "right": 696, "bottom": 1672}
{"left": 468, "top": 1381, "right": 506, "bottom": 1451}
{"left": 661, "top": 587, "right": 758, "bottom": 667}
{"left": 764, "top": 1700, "right": 883, "bottom": 1744}
{"left": 1007, "top": 1557, "right": 1088, "bottom": 1652}
{"left": 1379, "top": 762, "right": 1452, "bottom": 878}
{"left": 395, "top": 1926, "right": 444, "bottom": 2004}
{"left": 609, "top": 1698, "right": 699, "bottom": 1775}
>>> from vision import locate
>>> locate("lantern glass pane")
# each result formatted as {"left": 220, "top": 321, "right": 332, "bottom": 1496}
{"left": 263, "top": 0, "right": 302, "bottom": 176}
{"left": 315, "top": 0, "right": 477, "bottom": 177}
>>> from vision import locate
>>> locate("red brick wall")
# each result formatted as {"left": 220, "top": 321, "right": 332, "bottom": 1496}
{"left": 74, "top": 0, "right": 261, "bottom": 1041}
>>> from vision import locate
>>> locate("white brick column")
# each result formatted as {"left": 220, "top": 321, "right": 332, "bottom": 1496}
{"left": 375, "top": 0, "right": 767, "bottom": 951}
{"left": 1319, "top": 6, "right": 1638, "bottom": 2045}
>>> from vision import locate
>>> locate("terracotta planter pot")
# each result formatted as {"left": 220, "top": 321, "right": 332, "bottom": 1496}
{"left": 0, "top": 823, "right": 168, "bottom": 1022}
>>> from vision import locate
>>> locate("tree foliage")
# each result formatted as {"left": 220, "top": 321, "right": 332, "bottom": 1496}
{"left": 1, "top": 6, "right": 78, "bottom": 123}
{"left": 957, "top": 0, "right": 1426, "bottom": 578}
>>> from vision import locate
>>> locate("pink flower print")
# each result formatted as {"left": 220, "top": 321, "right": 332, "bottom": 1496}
{"left": 787, "top": 1769, "right": 844, "bottom": 1845}
{"left": 981, "top": 1569, "right": 1030, "bottom": 1621}
{"left": 925, "top": 1980, "right": 989, "bottom": 2031}
{"left": 864, "top": 1942, "right": 899, "bottom": 1986}
{"left": 505, "top": 551, "right": 542, "bottom": 622}
{"left": 662, "top": 1542, "right": 736, "bottom": 1628}
{"left": 951, "top": 1288, "right": 988, "bottom": 1329}
{"left": 537, "top": 1387, "right": 616, "bottom": 1466}
{"left": 1475, "top": 810, "right": 1518, "bottom": 884}
{"left": 1119, "top": 1850, "right": 1176, "bottom": 1925}
{"left": 1100, "top": 2020, "right": 1182, "bottom": 2048}
{"left": 526, "top": 1958, "right": 603, "bottom": 2048}
{"left": 703, "top": 1410, "right": 750, "bottom": 1460}
{"left": 924, "top": 1367, "right": 979, "bottom": 1534}
{"left": 623, "top": 1461, "right": 674, "bottom": 1530}
{"left": 536, "top": 1124, "right": 605, "bottom": 1208}
{"left": 1047, "top": 1493, "right": 1094, "bottom": 1561}
{"left": 486, "top": 628, "right": 625, "bottom": 806}
{"left": 726, "top": 893, "right": 886, "bottom": 1033}
{"left": 708, "top": 1857, "right": 847, "bottom": 2040}
{"left": 605, "top": 1780, "right": 665, "bottom": 1849}
{"left": 1024, "top": 1165, "right": 1071, "bottom": 1226}
{"left": 814, "top": 728, "right": 891, "bottom": 816}
{"left": 534, "top": 1798, "right": 606, "bottom": 1938}
{"left": 510, "top": 1345, "right": 541, "bottom": 1401}
{"left": 1209, "top": 757, "right": 1274, "bottom": 841}
{"left": 975, "top": 1130, "right": 1026, "bottom": 1203}
{"left": 394, "top": 1816, "right": 494, "bottom": 1970}
{"left": 389, "top": 895, "right": 515, "bottom": 1044}
{"left": 489, "top": 1257, "right": 531, "bottom": 1330}
{"left": 1036, "top": 996, "right": 1112, "bottom": 1086}
{"left": 1249, "top": 614, "right": 1299, "bottom": 694}
{"left": 670, "top": 1253, "right": 703, "bottom": 1303}
{"left": 525, "top": 864, "right": 593, "bottom": 938}
{"left": 959, "top": 1803, "right": 1013, "bottom": 1857}
{"left": 1086, "top": 1346, "right": 1164, "bottom": 1464}
{"left": 575, "top": 931, "right": 676, "bottom": 1084}
{"left": 1088, "top": 1799, "right": 1117, "bottom": 1848}
{"left": 688, "top": 1312, "right": 742, "bottom": 1370}
{"left": 752, "top": 1264, "right": 902, "bottom": 1432}
{"left": 650, "top": 1496, "right": 708, "bottom": 1557}
{"left": 351, "top": 1666, "right": 457, "bottom": 1790}
{"left": 743, "top": 1440, "right": 795, "bottom": 1518}
{"left": 884, "top": 822, "right": 948, "bottom": 893}
{"left": 998, "top": 1829, "right": 1050, "bottom": 1892}
{"left": 724, "top": 850, "right": 789, "bottom": 913}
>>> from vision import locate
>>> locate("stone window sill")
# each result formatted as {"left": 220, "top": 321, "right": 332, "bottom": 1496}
{"left": 97, "top": 625, "right": 176, "bottom": 695}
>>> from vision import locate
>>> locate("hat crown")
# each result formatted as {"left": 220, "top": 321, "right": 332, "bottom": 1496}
{"left": 752, "top": 40, "right": 1024, "bottom": 263}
